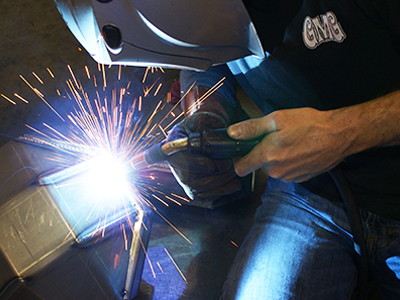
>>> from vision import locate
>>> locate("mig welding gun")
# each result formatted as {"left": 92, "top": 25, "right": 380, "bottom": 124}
{"left": 130, "top": 128, "right": 259, "bottom": 171}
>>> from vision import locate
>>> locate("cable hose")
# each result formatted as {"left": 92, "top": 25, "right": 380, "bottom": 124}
{"left": 329, "top": 166, "right": 369, "bottom": 300}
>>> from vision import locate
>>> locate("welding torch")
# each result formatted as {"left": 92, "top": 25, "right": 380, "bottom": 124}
{"left": 130, "top": 128, "right": 259, "bottom": 170}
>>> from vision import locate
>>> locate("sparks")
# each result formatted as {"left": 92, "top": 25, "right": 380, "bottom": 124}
{"left": 164, "top": 248, "right": 187, "bottom": 282}
{"left": 154, "top": 83, "right": 162, "bottom": 96}
{"left": 85, "top": 65, "right": 91, "bottom": 79}
{"left": 15, "top": 63, "right": 226, "bottom": 269}
{"left": 32, "top": 72, "right": 44, "bottom": 84}
{"left": 19, "top": 74, "right": 65, "bottom": 121}
{"left": 14, "top": 93, "right": 29, "bottom": 103}
{"left": 47, "top": 67, "right": 55, "bottom": 78}
{"left": 1, "top": 94, "right": 16, "bottom": 105}
{"left": 156, "top": 262, "right": 164, "bottom": 273}
{"left": 2, "top": 62, "right": 231, "bottom": 293}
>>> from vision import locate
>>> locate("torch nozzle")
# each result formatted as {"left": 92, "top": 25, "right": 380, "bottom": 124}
{"left": 129, "top": 137, "right": 189, "bottom": 171}
{"left": 129, "top": 128, "right": 259, "bottom": 171}
{"left": 129, "top": 151, "right": 148, "bottom": 171}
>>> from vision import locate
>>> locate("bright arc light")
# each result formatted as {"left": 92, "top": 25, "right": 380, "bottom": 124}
{"left": 84, "top": 153, "right": 131, "bottom": 204}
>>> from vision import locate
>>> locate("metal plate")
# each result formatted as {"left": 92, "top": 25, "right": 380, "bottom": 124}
{"left": 0, "top": 140, "right": 152, "bottom": 300}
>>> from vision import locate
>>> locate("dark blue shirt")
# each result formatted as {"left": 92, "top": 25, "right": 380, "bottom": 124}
{"left": 180, "top": 0, "right": 400, "bottom": 219}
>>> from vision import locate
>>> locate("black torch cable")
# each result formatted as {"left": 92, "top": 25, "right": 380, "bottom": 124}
{"left": 329, "top": 166, "right": 369, "bottom": 300}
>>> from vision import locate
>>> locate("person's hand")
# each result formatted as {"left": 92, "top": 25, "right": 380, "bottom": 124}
{"left": 167, "top": 112, "right": 242, "bottom": 200}
{"left": 227, "top": 107, "right": 350, "bottom": 182}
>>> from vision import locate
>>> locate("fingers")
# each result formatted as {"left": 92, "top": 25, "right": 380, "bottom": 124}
{"left": 233, "top": 140, "right": 268, "bottom": 177}
{"left": 227, "top": 116, "right": 277, "bottom": 140}
{"left": 227, "top": 115, "right": 278, "bottom": 177}
{"left": 233, "top": 141, "right": 342, "bottom": 182}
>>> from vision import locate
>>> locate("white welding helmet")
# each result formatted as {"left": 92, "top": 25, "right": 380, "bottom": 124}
{"left": 54, "top": 0, "right": 265, "bottom": 71}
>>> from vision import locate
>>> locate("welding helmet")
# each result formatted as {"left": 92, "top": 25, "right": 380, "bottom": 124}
{"left": 54, "top": 0, "right": 264, "bottom": 71}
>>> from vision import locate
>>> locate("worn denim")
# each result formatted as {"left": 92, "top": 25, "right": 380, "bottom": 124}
{"left": 222, "top": 178, "right": 400, "bottom": 300}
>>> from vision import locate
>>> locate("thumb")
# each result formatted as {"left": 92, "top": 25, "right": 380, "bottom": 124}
{"left": 227, "top": 116, "right": 277, "bottom": 140}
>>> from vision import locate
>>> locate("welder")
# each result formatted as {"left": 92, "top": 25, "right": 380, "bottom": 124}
{"left": 54, "top": 0, "right": 400, "bottom": 299}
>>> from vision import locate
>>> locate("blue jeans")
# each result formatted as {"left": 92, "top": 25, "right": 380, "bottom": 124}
{"left": 222, "top": 178, "right": 400, "bottom": 299}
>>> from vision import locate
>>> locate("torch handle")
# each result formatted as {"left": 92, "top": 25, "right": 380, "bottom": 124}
{"left": 188, "top": 128, "right": 259, "bottom": 159}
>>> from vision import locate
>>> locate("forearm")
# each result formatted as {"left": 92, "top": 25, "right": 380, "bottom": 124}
{"left": 227, "top": 89, "right": 400, "bottom": 181}
{"left": 328, "top": 89, "right": 400, "bottom": 158}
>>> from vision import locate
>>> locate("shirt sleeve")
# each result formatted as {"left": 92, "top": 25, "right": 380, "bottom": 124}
{"left": 179, "top": 64, "right": 238, "bottom": 109}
